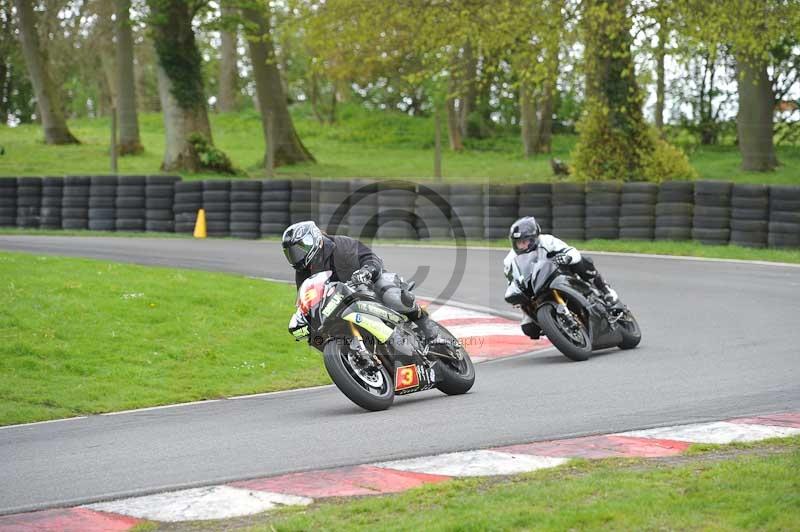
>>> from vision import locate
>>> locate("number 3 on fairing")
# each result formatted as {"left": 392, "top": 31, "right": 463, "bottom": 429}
{"left": 395, "top": 364, "right": 419, "bottom": 391}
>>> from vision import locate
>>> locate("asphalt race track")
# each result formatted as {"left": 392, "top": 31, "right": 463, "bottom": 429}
{"left": 1, "top": 235, "right": 799, "bottom": 514}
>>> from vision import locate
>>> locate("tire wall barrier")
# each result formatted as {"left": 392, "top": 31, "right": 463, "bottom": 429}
{"left": 552, "top": 182, "right": 585, "bottom": 241}
{"left": 692, "top": 180, "right": 731, "bottom": 245}
{"left": 619, "top": 182, "right": 657, "bottom": 240}
{"left": 0, "top": 176, "right": 798, "bottom": 249}
{"left": 483, "top": 184, "right": 519, "bottom": 240}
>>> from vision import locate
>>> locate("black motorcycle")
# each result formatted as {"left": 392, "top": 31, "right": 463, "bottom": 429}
{"left": 292, "top": 271, "right": 475, "bottom": 411}
{"left": 506, "top": 248, "right": 642, "bottom": 361}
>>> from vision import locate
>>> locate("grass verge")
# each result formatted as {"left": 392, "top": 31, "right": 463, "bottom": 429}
{"left": 142, "top": 436, "right": 800, "bottom": 531}
{"left": 1, "top": 105, "right": 797, "bottom": 184}
{"left": 0, "top": 251, "right": 327, "bottom": 426}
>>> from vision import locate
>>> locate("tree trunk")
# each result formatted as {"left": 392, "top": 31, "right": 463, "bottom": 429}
{"left": 654, "top": 16, "right": 666, "bottom": 132}
{"left": 433, "top": 104, "right": 442, "bottom": 180}
{"left": 99, "top": 48, "right": 117, "bottom": 113}
{"left": 149, "top": 0, "right": 231, "bottom": 173}
{"left": 446, "top": 97, "right": 462, "bottom": 150}
{"left": 520, "top": 81, "right": 538, "bottom": 158}
{"left": 115, "top": 0, "right": 143, "bottom": 155}
{"left": 218, "top": 1, "right": 238, "bottom": 112}
{"left": 458, "top": 40, "right": 477, "bottom": 139}
{"left": 13, "top": 0, "right": 78, "bottom": 144}
{"left": 446, "top": 77, "right": 463, "bottom": 151}
{"left": 735, "top": 54, "right": 778, "bottom": 171}
{"left": 537, "top": 78, "right": 554, "bottom": 153}
{"left": 243, "top": 5, "right": 314, "bottom": 168}
{"left": 156, "top": 63, "right": 210, "bottom": 172}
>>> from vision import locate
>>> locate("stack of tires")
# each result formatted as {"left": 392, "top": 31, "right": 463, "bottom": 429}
{"left": 415, "top": 183, "right": 451, "bottom": 239}
{"left": 347, "top": 179, "right": 378, "bottom": 239}
{"left": 448, "top": 185, "right": 484, "bottom": 240}
{"left": 318, "top": 180, "right": 350, "bottom": 235}
{"left": 376, "top": 181, "right": 417, "bottom": 239}
{"left": 655, "top": 181, "right": 693, "bottom": 241}
{"left": 619, "top": 182, "right": 658, "bottom": 240}
{"left": 260, "top": 179, "right": 291, "bottom": 236}
{"left": 88, "top": 176, "right": 117, "bottom": 232}
{"left": 691, "top": 180, "right": 731, "bottom": 245}
{"left": 290, "top": 179, "right": 318, "bottom": 224}
{"left": 203, "top": 180, "right": 231, "bottom": 237}
{"left": 0, "top": 178, "right": 15, "bottom": 227}
{"left": 62, "top": 176, "right": 90, "bottom": 229}
{"left": 16, "top": 177, "right": 42, "bottom": 228}
{"left": 173, "top": 181, "right": 203, "bottom": 234}
{"left": 40, "top": 177, "right": 64, "bottom": 229}
{"left": 767, "top": 185, "right": 800, "bottom": 249}
{"left": 116, "top": 176, "right": 146, "bottom": 232}
{"left": 585, "top": 181, "right": 621, "bottom": 240}
{"left": 230, "top": 180, "right": 262, "bottom": 239}
{"left": 483, "top": 184, "right": 518, "bottom": 240}
{"left": 144, "top": 176, "right": 179, "bottom": 233}
{"left": 552, "top": 182, "right": 585, "bottom": 240}
{"left": 728, "top": 184, "right": 769, "bottom": 248}
{"left": 517, "top": 183, "right": 552, "bottom": 233}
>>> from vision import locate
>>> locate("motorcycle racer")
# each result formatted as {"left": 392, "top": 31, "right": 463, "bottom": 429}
{"left": 282, "top": 221, "right": 438, "bottom": 341}
{"left": 503, "top": 216, "right": 618, "bottom": 339}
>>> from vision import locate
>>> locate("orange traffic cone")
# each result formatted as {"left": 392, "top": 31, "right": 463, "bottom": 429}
{"left": 193, "top": 208, "right": 207, "bottom": 239}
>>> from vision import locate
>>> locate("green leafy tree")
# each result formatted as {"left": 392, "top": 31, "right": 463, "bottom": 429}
{"left": 676, "top": 0, "right": 800, "bottom": 171}
{"left": 147, "top": 0, "right": 234, "bottom": 173}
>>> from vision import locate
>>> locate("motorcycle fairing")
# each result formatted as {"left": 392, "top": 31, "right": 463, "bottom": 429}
{"left": 342, "top": 311, "right": 395, "bottom": 342}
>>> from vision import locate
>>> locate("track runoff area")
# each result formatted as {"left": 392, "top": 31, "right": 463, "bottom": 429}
{"left": 1, "top": 297, "right": 798, "bottom": 527}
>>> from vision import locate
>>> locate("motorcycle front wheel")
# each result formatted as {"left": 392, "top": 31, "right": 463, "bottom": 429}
{"left": 323, "top": 339, "right": 394, "bottom": 411}
{"left": 536, "top": 303, "right": 592, "bottom": 362}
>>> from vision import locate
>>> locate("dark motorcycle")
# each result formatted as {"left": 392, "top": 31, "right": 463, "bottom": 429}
{"left": 506, "top": 248, "right": 641, "bottom": 361}
{"left": 292, "top": 271, "right": 475, "bottom": 411}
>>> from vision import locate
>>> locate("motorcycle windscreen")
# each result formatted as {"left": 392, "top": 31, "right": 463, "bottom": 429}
{"left": 297, "top": 271, "right": 333, "bottom": 315}
{"left": 513, "top": 248, "right": 559, "bottom": 296}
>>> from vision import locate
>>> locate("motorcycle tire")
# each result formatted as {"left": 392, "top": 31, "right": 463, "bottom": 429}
{"left": 536, "top": 304, "right": 592, "bottom": 362}
{"left": 323, "top": 339, "right": 394, "bottom": 411}
{"left": 618, "top": 311, "right": 642, "bottom": 349}
{"left": 430, "top": 324, "right": 475, "bottom": 395}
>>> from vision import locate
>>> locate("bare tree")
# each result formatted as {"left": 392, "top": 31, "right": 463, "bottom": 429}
{"left": 243, "top": 3, "right": 314, "bottom": 168}
{"left": 736, "top": 54, "right": 778, "bottom": 171}
{"left": 217, "top": 0, "right": 239, "bottom": 112}
{"left": 149, "top": 0, "right": 232, "bottom": 172}
{"left": 13, "top": 0, "right": 78, "bottom": 144}
{"left": 115, "top": 0, "right": 143, "bottom": 154}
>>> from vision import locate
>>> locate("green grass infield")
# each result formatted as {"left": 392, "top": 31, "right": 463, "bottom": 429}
{"left": 0, "top": 251, "right": 328, "bottom": 426}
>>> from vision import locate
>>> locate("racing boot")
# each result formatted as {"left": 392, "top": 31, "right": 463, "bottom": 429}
{"left": 409, "top": 307, "right": 438, "bottom": 341}
{"left": 594, "top": 277, "right": 618, "bottom": 304}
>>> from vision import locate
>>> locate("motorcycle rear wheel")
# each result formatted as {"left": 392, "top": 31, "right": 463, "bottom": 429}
{"left": 323, "top": 339, "right": 394, "bottom": 411}
{"left": 537, "top": 304, "right": 592, "bottom": 362}
{"left": 428, "top": 324, "right": 475, "bottom": 395}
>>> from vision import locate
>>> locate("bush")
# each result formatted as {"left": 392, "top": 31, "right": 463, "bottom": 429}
{"left": 570, "top": 101, "right": 654, "bottom": 182}
{"left": 187, "top": 133, "right": 237, "bottom": 174}
{"left": 641, "top": 131, "right": 698, "bottom": 182}
{"left": 571, "top": 106, "right": 696, "bottom": 183}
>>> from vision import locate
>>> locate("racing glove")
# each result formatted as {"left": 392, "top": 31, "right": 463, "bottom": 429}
{"left": 553, "top": 253, "right": 572, "bottom": 266}
{"left": 350, "top": 266, "right": 375, "bottom": 285}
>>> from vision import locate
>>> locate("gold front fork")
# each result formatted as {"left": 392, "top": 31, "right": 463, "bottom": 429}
{"left": 552, "top": 289, "right": 567, "bottom": 306}
{"left": 348, "top": 321, "right": 363, "bottom": 340}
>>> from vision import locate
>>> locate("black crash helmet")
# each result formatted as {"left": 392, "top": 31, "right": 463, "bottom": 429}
{"left": 509, "top": 216, "right": 541, "bottom": 255}
{"left": 282, "top": 221, "right": 324, "bottom": 270}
